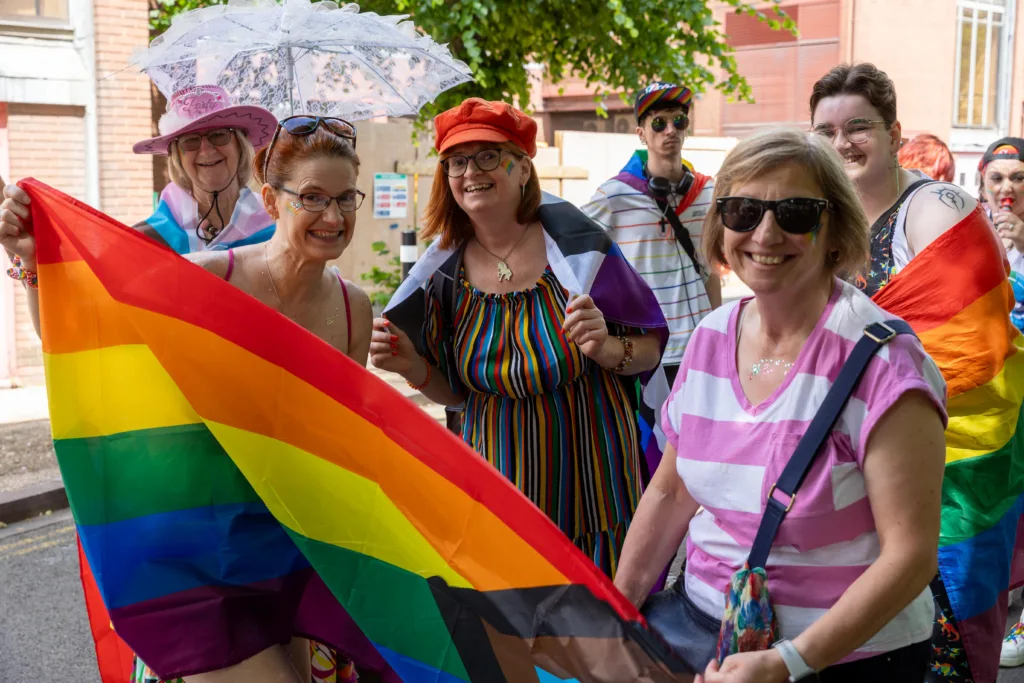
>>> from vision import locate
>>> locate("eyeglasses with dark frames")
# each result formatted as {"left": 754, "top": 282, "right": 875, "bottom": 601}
{"left": 440, "top": 148, "right": 522, "bottom": 178}
{"left": 276, "top": 186, "right": 366, "bottom": 213}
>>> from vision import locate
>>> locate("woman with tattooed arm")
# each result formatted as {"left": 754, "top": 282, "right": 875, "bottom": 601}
{"left": 809, "top": 64, "right": 977, "bottom": 294}
{"left": 810, "top": 63, "right": 1014, "bottom": 683}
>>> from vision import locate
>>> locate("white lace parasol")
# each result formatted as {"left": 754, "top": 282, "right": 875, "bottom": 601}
{"left": 131, "top": 0, "right": 473, "bottom": 120}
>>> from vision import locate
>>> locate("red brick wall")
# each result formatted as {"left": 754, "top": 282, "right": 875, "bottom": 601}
{"left": 94, "top": 0, "right": 154, "bottom": 225}
{"left": 7, "top": 103, "right": 88, "bottom": 384}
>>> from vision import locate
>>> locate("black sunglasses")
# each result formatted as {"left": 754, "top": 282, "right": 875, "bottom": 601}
{"left": 716, "top": 197, "right": 832, "bottom": 234}
{"left": 650, "top": 115, "right": 688, "bottom": 133}
{"left": 263, "top": 116, "right": 358, "bottom": 180}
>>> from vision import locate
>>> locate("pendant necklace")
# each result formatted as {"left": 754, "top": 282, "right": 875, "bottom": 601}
{"left": 739, "top": 304, "right": 795, "bottom": 381}
{"left": 475, "top": 225, "right": 530, "bottom": 282}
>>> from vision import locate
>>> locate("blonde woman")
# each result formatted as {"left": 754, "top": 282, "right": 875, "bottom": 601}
{"left": 615, "top": 129, "right": 947, "bottom": 683}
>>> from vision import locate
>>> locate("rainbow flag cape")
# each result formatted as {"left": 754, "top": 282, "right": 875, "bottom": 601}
{"left": 26, "top": 178, "right": 689, "bottom": 683}
{"left": 873, "top": 208, "right": 1024, "bottom": 682}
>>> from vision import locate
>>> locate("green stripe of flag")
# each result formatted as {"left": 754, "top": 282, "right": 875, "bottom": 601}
{"left": 287, "top": 532, "right": 470, "bottom": 682}
{"left": 55, "top": 424, "right": 259, "bottom": 526}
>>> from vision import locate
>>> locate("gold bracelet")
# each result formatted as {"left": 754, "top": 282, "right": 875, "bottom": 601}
{"left": 613, "top": 335, "right": 634, "bottom": 373}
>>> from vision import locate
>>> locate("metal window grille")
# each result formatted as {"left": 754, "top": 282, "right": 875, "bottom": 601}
{"left": 954, "top": 0, "right": 1015, "bottom": 129}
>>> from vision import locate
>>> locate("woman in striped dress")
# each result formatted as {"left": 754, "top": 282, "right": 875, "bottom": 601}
{"left": 370, "top": 99, "right": 668, "bottom": 577}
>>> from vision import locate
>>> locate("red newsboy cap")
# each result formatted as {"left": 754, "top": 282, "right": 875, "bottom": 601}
{"left": 434, "top": 98, "right": 538, "bottom": 158}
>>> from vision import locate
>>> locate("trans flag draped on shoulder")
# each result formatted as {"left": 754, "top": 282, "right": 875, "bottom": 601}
{"left": 873, "top": 207, "right": 1024, "bottom": 683}
{"left": 141, "top": 182, "right": 275, "bottom": 255}
{"left": 385, "top": 193, "right": 671, "bottom": 479}
{"left": 25, "top": 179, "right": 690, "bottom": 683}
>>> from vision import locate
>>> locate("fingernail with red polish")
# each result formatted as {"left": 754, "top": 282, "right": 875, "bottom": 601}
{"left": 390, "top": 335, "right": 398, "bottom": 342}
{"left": 391, "top": 351, "right": 398, "bottom": 356}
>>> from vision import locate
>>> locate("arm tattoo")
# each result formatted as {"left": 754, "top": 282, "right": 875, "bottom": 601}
{"left": 932, "top": 187, "right": 966, "bottom": 211}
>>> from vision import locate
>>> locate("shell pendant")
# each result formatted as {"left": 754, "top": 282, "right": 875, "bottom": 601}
{"left": 497, "top": 260, "right": 513, "bottom": 282}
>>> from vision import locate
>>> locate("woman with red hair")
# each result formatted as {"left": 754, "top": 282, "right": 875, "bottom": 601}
{"left": 897, "top": 134, "right": 955, "bottom": 183}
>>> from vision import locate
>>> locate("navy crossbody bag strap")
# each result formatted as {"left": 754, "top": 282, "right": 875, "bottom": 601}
{"left": 747, "top": 319, "right": 915, "bottom": 570}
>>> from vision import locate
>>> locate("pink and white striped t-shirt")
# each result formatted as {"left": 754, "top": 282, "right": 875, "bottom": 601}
{"left": 661, "top": 278, "right": 948, "bottom": 660}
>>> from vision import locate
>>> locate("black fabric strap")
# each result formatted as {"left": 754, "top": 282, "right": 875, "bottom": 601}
{"left": 435, "top": 247, "right": 467, "bottom": 434}
{"left": 654, "top": 196, "right": 703, "bottom": 279}
{"left": 747, "top": 319, "right": 915, "bottom": 570}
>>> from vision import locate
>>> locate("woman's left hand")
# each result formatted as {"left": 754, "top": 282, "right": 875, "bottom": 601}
{"left": 563, "top": 294, "right": 613, "bottom": 362}
{"left": 993, "top": 210, "right": 1024, "bottom": 252}
{"left": 695, "top": 651, "right": 789, "bottom": 683}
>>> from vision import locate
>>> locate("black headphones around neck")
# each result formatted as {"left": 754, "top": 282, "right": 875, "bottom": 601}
{"left": 645, "top": 164, "right": 694, "bottom": 200}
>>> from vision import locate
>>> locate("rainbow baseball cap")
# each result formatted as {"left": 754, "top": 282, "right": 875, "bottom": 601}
{"left": 979, "top": 136, "right": 1024, "bottom": 171}
{"left": 634, "top": 82, "right": 693, "bottom": 122}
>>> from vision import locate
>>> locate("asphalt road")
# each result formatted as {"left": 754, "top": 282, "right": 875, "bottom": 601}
{"left": 2, "top": 511, "right": 1024, "bottom": 683}
{"left": 0, "top": 509, "right": 99, "bottom": 682}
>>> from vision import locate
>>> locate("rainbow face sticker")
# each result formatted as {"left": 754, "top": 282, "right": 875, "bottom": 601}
{"left": 504, "top": 159, "right": 515, "bottom": 177}
{"left": 285, "top": 199, "right": 303, "bottom": 215}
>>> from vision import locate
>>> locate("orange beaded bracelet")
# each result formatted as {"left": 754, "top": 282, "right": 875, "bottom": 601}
{"left": 407, "top": 357, "right": 432, "bottom": 391}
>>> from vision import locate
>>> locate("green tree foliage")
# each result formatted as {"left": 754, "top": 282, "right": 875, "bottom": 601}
{"left": 149, "top": 0, "right": 228, "bottom": 35}
{"left": 149, "top": 0, "right": 795, "bottom": 122}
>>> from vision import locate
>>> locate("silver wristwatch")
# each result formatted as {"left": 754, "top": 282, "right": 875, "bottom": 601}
{"left": 772, "top": 639, "right": 816, "bottom": 681}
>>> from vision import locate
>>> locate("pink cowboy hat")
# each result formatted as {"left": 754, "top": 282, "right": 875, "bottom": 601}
{"left": 133, "top": 85, "right": 277, "bottom": 155}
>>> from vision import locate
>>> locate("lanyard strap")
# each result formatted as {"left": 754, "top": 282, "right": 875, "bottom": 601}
{"left": 747, "top": 319, "right": 915, "bottom": 569}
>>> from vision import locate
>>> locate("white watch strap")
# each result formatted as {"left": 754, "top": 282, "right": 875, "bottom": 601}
{"left": 773, "top": 639, "right": 816, "bottom": 681}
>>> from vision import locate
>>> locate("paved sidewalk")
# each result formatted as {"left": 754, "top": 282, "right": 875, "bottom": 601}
{"left": 0, "top": 384, "right": 48, "bottom": 425}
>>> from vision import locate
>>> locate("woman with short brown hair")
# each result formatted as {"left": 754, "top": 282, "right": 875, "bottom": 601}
{"left": 372, "top": 98, "right": 669, "bottom": 577}
{"left": 811, "top": 63, "right": 1017, "bottom": 683}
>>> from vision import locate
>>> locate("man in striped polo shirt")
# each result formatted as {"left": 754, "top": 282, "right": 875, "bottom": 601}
{"left": 583, "top": 83, "right": 721, "bottom": 384}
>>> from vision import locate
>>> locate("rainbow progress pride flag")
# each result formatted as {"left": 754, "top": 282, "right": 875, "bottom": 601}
{"left": 26, "top": 178, "right": 689, "bottom": 683}
{"left": 874, "top": 208, "right": 1024, "bottom": 683}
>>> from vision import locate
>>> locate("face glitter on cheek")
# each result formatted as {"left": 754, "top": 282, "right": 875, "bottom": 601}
{"left": 285, "top": 200, "right": 302, "bottom": 216}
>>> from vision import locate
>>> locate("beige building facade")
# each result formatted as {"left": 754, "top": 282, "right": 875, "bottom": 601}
{"left": 538, "top": 0, "right": 1024, "bottom": 188}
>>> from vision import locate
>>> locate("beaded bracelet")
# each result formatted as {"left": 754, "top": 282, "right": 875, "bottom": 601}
{"left": 407, "top": 357, "right": 433, "bottom": 391}
{"left": 5, "top": 254, "right": 38, "bottom": 289}
{"left": 614, "top": 335, "right": 634, "bottom": 373}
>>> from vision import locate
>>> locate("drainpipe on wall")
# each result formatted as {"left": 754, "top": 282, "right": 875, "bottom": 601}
{"left": 77, "top": 0, "right": 101, "bottom": 209}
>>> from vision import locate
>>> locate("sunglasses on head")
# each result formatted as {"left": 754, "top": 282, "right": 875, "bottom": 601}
{"left": 650, "top": 115, "right": 688, "bottom": 133}
{"left": 716, "top": 197, "right": 831, "bottom": 234}
{"left": 263, "top": 116, "right": 358, "bottom": 180}
{"left": 177, "top": 127, "right": 236, "bottom": 152}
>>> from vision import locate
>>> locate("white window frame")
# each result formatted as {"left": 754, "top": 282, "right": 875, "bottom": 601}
{"left": 953, "top": 0, "right": 1016, "bottom": 133}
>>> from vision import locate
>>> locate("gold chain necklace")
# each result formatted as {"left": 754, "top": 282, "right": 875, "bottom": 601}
{"left": 265, "top": 245, "right": 342, "bottom": 326}
{"left": 265, "top": 245, "right": 295, "bottom": 320}
{"left": 474, "top": 225, "right": 530, "bottom": 282}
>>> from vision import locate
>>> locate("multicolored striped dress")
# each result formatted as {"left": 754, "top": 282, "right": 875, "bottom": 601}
{"left": 424, "top": 266, "right": 643, "bottom": 577}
